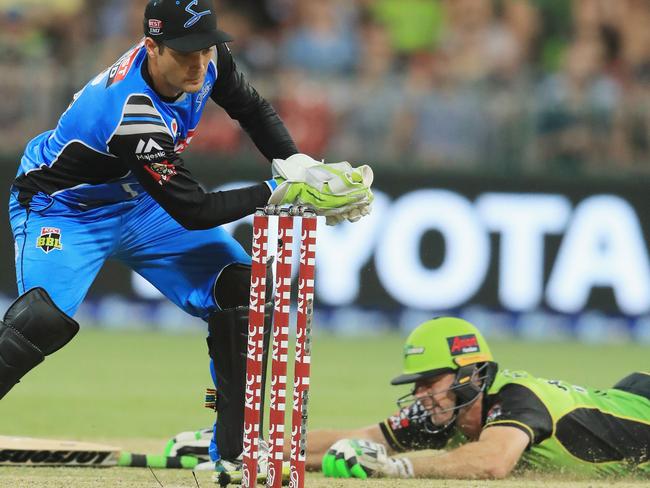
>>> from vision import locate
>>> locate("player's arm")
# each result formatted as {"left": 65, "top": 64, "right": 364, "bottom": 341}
{"left": 410, "top": 384, "right": 552, "bottom": 478}
{"left": 108, "top": 95, "right": 271, "bottom": 230}
{"left": 408, "top": 426, "right": 528, "bottom": 479}
{"left": 319, "top": 401, "right": 457, "bottom": 475}
{"left": 322, "top": 423, "right": 529, "bottom": 480}
{"left": 324, "top": 385, "right": 553, "bottom": 479}
{"left": 211, "top": 43, "right": 298, "bottom": 160}
{"left": 312, "top": 398, "right": 456, "bottom": 464}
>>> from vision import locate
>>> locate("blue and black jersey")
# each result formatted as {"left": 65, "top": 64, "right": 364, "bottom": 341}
{"left": 13, "top": 41, "right": 296, "bottom": 230}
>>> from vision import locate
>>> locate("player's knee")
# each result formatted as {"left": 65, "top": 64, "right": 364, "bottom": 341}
{"left": 213, "top": 264, "right": 250, "bottom": 310}
{"left": 208, "top": 261, "right": 274, "bottom": 362}
{"left": 0, "top": 287, "right": 79, "bottom": 399}
{"left": 213, "top": 262, "right": 274, "bottom": 310}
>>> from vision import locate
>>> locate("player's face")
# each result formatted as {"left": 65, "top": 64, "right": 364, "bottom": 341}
{"left": 413, "top": 373, "right": 457, "bottom": 426}
{"left": 161, "top": 46, "right": 213, "bottom": 93}
{"left": 147, "top": 39, "right": 213, "bottom": 96}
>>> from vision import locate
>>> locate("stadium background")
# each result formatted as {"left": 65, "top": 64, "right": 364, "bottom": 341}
{"left": 1, "top": 0, "right": 650, "bottom": 341}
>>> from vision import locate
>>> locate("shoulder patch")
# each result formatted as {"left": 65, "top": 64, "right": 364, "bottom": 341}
{"left": 106, "top": 43, "right": 143, "bottom": 88}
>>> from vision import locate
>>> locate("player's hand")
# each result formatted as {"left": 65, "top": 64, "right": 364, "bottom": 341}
{"left": 268, "top": 153, "right": 373, "bottom": 225}
{"left": 321, "top": 439, "right": 414, "bottom": 479}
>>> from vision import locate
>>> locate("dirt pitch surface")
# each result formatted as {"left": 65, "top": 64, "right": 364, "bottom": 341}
{"left": 1, "top": 467, "right": 648, "bottom": 488}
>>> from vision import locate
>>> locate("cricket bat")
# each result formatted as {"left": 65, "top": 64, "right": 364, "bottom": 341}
{"left": 0, "top": 435, "right": 199, "bottom": 469}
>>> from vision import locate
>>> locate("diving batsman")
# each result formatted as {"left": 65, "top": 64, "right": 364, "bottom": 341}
{"left": 169, "top": 317, "right": 650, "bottom": 478}
{"left": 316, "top": 318, "right": 650, "bottom": 478}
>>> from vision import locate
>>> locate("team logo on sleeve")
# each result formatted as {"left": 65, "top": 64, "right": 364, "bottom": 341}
{"left": 144, "top": 161, "right": 177, "bottom": 185}
{"left": 447, "top": 334, "right": 480, "bottom": 356}
{"left": 36, "top": 227, "right": 63, "bottom": 253}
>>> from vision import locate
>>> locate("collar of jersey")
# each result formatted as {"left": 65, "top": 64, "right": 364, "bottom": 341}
{"left": 141, "top": 58, "right": 186, "bottom": 104}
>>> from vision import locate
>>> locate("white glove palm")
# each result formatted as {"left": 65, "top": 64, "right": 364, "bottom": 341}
{"left": 269, "top": 154, "right": 373, "bottom": 225}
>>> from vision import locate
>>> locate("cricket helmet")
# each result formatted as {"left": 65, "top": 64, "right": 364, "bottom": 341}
{"left": 392, "top": 317, "right": 498, "bottom": 428}
{"left": 391, "top": 317, "right": 495, "bottom": 385}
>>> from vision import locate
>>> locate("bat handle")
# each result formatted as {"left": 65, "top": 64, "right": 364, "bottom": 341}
{"left": 118, "top": 452, "right": 199, "bottom": 469}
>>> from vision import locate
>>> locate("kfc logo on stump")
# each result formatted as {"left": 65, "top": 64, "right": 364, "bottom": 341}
{"left": 144, "top": 161, "right": 177, "bottom": 185}
{"left": 447, "top": 334, "right": 480, "bottom": 356}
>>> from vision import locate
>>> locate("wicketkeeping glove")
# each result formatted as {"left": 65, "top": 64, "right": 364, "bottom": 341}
{"left": 268, "top": 153, "right": 373, "bottom": 225}
{"left": 322, "top": 439, "right": 414, "bottom": 479}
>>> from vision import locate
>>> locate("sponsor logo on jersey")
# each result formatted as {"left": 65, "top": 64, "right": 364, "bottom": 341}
{"left": 174, "top": 128, "right": 196, "bottom": 153}
{"left": 388, "top": 411, "right": 409, "bottom": 430}
{"left": 486, "top": 402, "right": 502, "bottom": 422}
{"left": 148, "top": 19, "right": 163, "bottom": 35}
{"left": 404, "top": 345, "right": 425, "bottom": 357}
{"left": 36, "top": 227, "right": 62, "bottom": 254}
{"left": 447, "top": 334, "right": 480, "bottom": 356}
{"left": 106, "top": 43, "right": 142, "bottom": 88}
{"left": 184, "top": 0, "right": 211, "bottom": 28}
{"left": 195, "top": 82, "right": 212, "bottom": 112}
{"left": 144, "top": 161, "right": 177, "bottom": 186}
{"left": 135, "top": 138, "right": 166, "bottom": 161}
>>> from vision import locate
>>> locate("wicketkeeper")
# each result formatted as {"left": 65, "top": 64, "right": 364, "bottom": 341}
{"left": 0, "top": 0, "right": 372, "bottom": 476}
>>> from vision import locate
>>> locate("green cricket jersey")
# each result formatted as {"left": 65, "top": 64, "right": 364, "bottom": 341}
{"left": 379, "top": 370, "right": 650, "bottom": 476}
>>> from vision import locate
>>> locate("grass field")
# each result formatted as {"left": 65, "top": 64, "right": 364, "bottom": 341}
{"left": 0, "top": 328, "right": 648, "bottom": 487}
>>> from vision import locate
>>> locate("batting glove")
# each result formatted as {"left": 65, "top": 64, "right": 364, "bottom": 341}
{"left": 322, "top": 439, "right": 414, "bottom": 479}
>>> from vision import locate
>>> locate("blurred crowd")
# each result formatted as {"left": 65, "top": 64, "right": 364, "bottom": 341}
{"left": 2, "top": 0, "right": 650, "bottom": 177}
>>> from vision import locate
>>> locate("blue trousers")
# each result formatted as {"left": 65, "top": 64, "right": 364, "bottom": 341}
{"left": 9, "top": 191, "right": 250, "bottom": 319}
